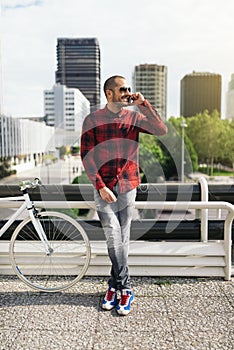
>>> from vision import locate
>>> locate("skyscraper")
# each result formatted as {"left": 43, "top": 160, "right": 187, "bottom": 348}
{"left": 226, "top": 74, "right": 234, "bottom": 120}
{"left": 55, "top": 38, "right": 100, "bottom": 110}
{"left": 133, "top": 64, "right": 167, "bottom": 119}
{"left": 180, "top": 71, "right": 222, "bottom": 118}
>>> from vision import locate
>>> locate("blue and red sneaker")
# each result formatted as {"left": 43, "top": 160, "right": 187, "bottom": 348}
{"left": 116, "top": 289, "right": 134, "bottom": 316}
{"left": 102, "top": 287, "right": 118, "bottom": 310}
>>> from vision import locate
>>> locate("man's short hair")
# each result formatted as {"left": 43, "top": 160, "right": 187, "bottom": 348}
{"left": 103, "top": 75, "right": 125, "bottom": 97}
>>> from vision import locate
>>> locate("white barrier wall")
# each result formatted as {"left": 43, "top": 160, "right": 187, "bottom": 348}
{"left": 0, "top": 114, "right": 55, "bottom": 161}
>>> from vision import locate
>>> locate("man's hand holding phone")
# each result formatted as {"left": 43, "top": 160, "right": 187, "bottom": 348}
{"left": 129, "top": 92, "right": 145, "bottom": 106}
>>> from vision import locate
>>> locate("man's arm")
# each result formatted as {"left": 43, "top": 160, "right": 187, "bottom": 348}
{"left": 131, "top": 92, "right": 168, "bottom": 136}
{"left": 80, "top": 116, "right": 106, "bottom": 190}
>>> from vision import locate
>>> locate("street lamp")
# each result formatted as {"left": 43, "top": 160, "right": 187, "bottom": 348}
{"left": 45, "top": 158, "right": 51, "bottom": 184}
{"left": 181, "top": 120, "right": 187, "bottom": 183}
{"left": 68, "top": 155, "right": 71, "bottom": 184}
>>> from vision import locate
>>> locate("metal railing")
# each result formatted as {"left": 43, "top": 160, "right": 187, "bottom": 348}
{"left": 0, "top": 177, "right": 234, "bottom": 279}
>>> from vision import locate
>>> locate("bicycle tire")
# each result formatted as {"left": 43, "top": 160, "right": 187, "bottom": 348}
{"left": 9, "top": 211, "right": 91, "bottom": 292}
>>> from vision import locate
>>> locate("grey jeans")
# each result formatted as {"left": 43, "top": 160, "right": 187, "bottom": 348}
{"left": 94, "top": 184, "right": 136, "bottom": 291}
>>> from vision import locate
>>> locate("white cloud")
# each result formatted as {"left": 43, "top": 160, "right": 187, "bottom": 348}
{"left": 2, "top": 0, "right": 42, "bottom": 11}
{"left": 1, "top": 0, "right": 234, "bottom": 117}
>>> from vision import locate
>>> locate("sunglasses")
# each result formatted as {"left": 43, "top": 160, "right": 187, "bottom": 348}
{"left": 119, "top": 86, "right": 131, "bottom": 93}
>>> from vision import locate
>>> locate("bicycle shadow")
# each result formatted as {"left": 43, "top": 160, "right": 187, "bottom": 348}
{"left": 0, "top": 290, "right": 105, "bottom": 310}
{"left": 0, "top": 275, "right": 225, "bottom": 311}
{"left": 0, "top": 291, "right": 130, "bottom": 318}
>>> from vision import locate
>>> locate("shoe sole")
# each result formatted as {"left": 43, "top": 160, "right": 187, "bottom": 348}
{"left": 102, "top": 304, "right": 115, "bottom": 311}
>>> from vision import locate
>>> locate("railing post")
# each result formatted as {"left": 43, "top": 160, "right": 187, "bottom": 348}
{"left": 198, "top": 177, "right": 208, "bottom": 242}
{"left": 223, "top": 211, "right": 233, "bottom": 280}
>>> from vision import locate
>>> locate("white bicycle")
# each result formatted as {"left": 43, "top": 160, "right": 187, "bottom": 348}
{"left": 0, "top": 178, "right": 91, "bottom": 292}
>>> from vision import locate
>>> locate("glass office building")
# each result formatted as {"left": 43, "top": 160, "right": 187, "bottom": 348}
{"left": 55, "top": 38, "right": 101, "bottom": 111}
{"left": 180, "top": 71, "right": 222, "bottom": 118}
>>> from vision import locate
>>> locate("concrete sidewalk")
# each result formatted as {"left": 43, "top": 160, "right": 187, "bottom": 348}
{"left": 0, "top": 276, "right": 233, "bottom": 350}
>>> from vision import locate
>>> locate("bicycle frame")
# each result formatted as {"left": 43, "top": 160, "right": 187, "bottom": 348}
{"left": 0, "top": 193, "right": 53, "bottom": 255}
{"left": 0, "top": 196, "right": 26, "bottom": 238}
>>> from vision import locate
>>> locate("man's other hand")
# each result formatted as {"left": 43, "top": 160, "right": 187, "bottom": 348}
{"left": 99, "top": 187, "right": 117, "bottom": 203}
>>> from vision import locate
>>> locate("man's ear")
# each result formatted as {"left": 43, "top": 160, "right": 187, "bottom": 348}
{"left": 106, "top": 89, "right": 113, "bottom": 101}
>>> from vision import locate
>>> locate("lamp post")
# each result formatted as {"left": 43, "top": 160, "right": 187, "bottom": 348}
{"left": 45, "top": 158, "right": 51, "bottom": 184}
{"left": 181, "top": 120, "right": 187, "bottom": 183}
{"left": 68, "top": 155, "right": 71, "bottom": 184}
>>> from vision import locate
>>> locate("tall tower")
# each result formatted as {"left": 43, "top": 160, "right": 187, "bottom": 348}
{"left": 226, "top": 74, "right": 234, "bottom": 121}
{"left": 55, "top": 38, "right": 100, "bottom": 111}
{"left": 133, "top": 64, "right": 167, "bottom": 119}
{"left": 180, "top": 71, "right": 222, "bottom": 118}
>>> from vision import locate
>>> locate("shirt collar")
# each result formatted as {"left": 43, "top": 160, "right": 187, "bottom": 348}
{"left": 104, "top": 105, "right": 126, "bottom": 118}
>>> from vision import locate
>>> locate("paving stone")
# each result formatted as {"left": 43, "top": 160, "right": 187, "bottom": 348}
{"left": 0, "top": 276, "right": 233, "bottom": 350}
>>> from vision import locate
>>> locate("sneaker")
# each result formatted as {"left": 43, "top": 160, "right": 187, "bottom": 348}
{"left": 102, "top": 287, "right": 118, "bottom": 310}
{"left": 116, "top": 289, "right": 134, "bottom": 316}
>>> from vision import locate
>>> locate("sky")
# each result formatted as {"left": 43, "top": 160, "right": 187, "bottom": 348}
{"left": 0, "top": 0, "right": 234, "bottom": 118}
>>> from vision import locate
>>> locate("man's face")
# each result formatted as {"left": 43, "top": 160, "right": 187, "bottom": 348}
{"left": 111, "top": 78, "right": 132, "bottom": 106}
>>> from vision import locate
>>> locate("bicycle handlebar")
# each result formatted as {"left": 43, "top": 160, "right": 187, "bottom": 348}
{"left": 19, "top": 178, "right": 42, "bottom": 191}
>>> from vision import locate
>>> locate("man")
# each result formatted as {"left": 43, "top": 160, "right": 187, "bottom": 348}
{"left": 81, "top": 75, "right": 167, "bottom": 315}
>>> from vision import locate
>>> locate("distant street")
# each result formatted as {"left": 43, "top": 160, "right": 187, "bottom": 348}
{"left": 0, "top": 157, "right": 83, "bottom": 219}
{"left": 0, "top": 156, "right": 83, "bottom": 186}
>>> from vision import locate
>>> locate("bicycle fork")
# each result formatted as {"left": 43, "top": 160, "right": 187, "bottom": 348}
{"left": 30, "top": 210, "right": 54, "bottom": 256}
{"left": 24, "top": 192, "right": 54, "bottom": 256}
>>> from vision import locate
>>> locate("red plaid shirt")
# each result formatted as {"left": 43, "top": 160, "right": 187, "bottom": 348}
{"left": 80, "top": 100, "right": 167, "bottom": 193}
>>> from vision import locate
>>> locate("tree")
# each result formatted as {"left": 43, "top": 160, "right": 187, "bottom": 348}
{"left": 70, "top": 145, "right": 80, "bottom": 155}
{"left": 229, "top": 119, "right": 234, "bottom": 170}
{"left": 139, "top": 120, "right": 196, "bottom": 181}
{"left": 186, "top": 110, "right": 223, "bottom": 175}
{"left": 139, "top": 134, "right": 165, "bottom": 182}
{"left": 219, "top": 119, "right": 234, "bottom": 171}
{"left": 169, "top": 117, "right": 198, "bottom": 174}
{"left": 0, "top": 157, "right": 12, "bottom": 179}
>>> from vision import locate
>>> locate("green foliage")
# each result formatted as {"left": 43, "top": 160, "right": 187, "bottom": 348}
{"left": 42, "top": 154, "right": 57, "bottom": 164}
{"left": 46, "top": 208, "right": 79, "bottom": 219}
{"left": 72, "top": 171, "right": 91, "bottom": 184}
{"left": 139, "top": 119, "right": 197, "bottom": 181}
{"left": 185, "top": 109, "right": 233, "bottom": 175}
{"left": 0, "top": 158, "right": 13, "bottom": 179}
{"left": 199, "top": 166, "right": 233, "bottom": 176}
{"left": 72, "top": 171, "right": 91, "bottom": 217}
{"left": 218, "top": 119, "right": 234, "bottom": 170}
{"left": 70, "top": 145, "right": 80, "bottom": 155}
{"left": 169, "top": 117, "right": 198, "bottom": 173}
{"left": 139, "top": 134, "right": 165, "bottom": 182}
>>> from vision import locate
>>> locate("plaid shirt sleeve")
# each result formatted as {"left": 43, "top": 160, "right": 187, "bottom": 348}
{"left": 137, "top": 100, "right": 168, "bottom": 136}
{"left": 80, "top": 115, "right": 106, "bottom": 190}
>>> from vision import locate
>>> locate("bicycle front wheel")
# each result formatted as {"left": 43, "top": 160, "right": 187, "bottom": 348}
{"left": 9, "top": 211, "right": 91, "bottom": 292}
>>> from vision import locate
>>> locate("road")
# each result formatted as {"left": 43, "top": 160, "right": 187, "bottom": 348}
{"left": 0, "top": 157, "right": 83, "bottom": 186}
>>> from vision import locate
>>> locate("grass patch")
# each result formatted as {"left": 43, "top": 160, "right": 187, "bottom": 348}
{"left": 154, "top": 279, "right": 172, "bottom": 286}
{"left": 198, "top": 166, "right": 233, "bottom": 176}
